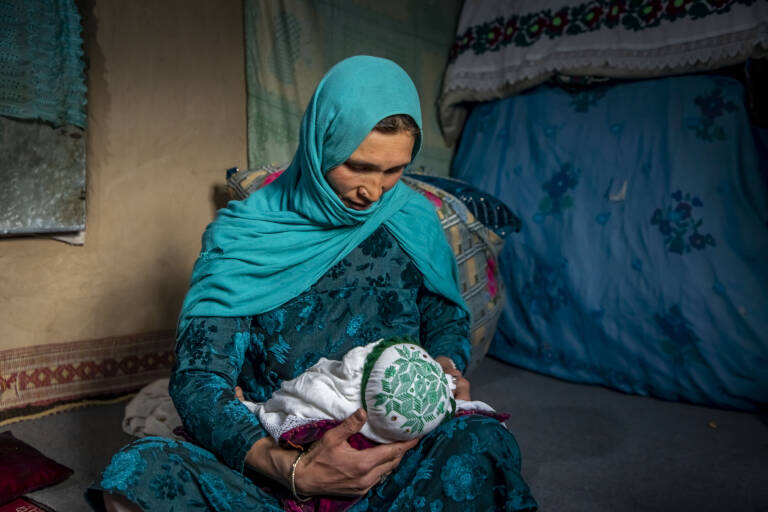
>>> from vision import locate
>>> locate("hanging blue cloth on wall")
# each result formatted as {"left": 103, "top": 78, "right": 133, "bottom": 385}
{"left": 0, "top": 0, "right": 87, "bottom": 128}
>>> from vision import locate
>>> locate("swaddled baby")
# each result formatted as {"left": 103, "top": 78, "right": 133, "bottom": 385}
{"left": 242, "top": 337, "right": 498, "bottom": 443}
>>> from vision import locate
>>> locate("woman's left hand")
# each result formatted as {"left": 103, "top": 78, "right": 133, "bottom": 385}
{"left": 434, "top": 356, "right": 471, "bottom": 401}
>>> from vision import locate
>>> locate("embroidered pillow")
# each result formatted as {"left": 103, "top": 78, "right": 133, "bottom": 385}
{"left": 361, "top": 339, "right": 455, "bottom": 441}
{"left": 0, "top": 497, "right": 57, "bottom": 512}
{"left": 0, "top": 431, "right": 73, "bottom": 505}
{"left": 406, "top": 172, "right": 522, "bottom": 237}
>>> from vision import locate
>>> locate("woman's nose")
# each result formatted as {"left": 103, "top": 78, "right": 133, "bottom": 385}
{"left": 360, "top": 174, "right": 384, "bottom": 202}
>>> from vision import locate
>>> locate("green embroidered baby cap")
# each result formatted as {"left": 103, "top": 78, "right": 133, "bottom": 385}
{"left": 361, "top": 338, "right": 455, "bottom": 442}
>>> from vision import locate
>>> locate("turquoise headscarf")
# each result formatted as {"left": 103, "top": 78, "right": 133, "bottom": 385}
{"left": 177, "top": 56, "right": 468, "bottom": 339}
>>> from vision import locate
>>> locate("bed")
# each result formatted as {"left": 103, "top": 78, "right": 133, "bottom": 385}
{"left": 439, "top": 0, "right": 768, "bottom": 410}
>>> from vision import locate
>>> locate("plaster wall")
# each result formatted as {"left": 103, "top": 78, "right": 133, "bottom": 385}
{"left": 0, "top": 0, "right": 246, "bottom": 350}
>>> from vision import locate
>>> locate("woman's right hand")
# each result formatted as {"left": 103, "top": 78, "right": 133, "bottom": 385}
{"left": 243, "top": 402, "right": 419, "bottom": 498}
{"left": 295, "top": 408, "right": 419, "bottom": 497}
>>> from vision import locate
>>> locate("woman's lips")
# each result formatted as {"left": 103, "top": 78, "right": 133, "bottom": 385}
{"left": 344, "top": 199, "right": 371, "bottom": 210}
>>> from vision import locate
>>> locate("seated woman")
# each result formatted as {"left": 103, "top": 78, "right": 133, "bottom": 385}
{"left": 87, "top": 56, "right": 538, "bottom": 512}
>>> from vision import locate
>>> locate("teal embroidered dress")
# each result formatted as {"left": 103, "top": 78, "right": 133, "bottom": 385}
{"left": 86, "top": 227, "right": 537, "bottom": 511}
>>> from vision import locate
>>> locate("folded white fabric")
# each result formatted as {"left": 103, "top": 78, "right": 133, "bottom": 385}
{"left": 122, "top": 377, "right": 183, "bottom": 439}
{"left": 244, "top": 338, "right": 496, "bottom": 443}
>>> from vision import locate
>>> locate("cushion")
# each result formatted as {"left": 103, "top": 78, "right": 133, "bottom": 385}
{"left": 226, "top": 166, "right": 507, "bottom": 374}
{"left": 406, "top": 171, "right": 521, "bottom": 237}
{"left": 400, "top": 177, "right": 506, "bottom": 373}
{"left": 0, "top": 431, "right": 73, "bottom": 505}
{"left": 362, "top": 339, "right": 454, "bottom": 441}
{"left": 0, "top": 497, "right": 57, "bottom": 512}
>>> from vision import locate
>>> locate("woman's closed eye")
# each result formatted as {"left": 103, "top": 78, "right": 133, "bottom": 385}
{"left": 346, "top": 163, "right": 405, "bottom": 174}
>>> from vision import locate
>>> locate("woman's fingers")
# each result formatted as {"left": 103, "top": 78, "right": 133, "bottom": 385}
{"left": 234, "top": 386, "right": 245, "bottom": 402}
{"left": 359, "top": 439, "right": 418, "bottom": 493}
{"left": 349, "top": 445, "right": 414, "bottom": 495}
{"left": 356, "top": 435, "right": 418, "bottom": 467}
{"left": 323, "top": 408, "right": 367, "bottom": 445}
{"left": 434, "top": 355, "right": 457, "bottom": 373}
{"left": 455, "top": 377, "right": 471, "bottom": 400}
{"left": 443, "top": 368, "right": 471, "bottom": 400}
{"left": 382, "top": 437, "right": 419, "bottom": 463}
{"left": 298, "top": 416, "right": 420, "bottom": 497}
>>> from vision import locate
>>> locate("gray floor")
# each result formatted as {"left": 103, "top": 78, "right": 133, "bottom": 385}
{"left": 9, "top": 357, "right": 768, "bottom": 512}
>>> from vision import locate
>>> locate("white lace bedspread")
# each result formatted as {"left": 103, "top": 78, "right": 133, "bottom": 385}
{"left": 438, "top": 0, "right": 768, "bottom": 144}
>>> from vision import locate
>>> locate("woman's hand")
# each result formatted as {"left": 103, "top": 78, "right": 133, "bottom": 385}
{"left": 295, "top": 408, "right": 418, "bottom": 497}
{"left": 238, "top": 387, "right": 418, "bottom": 498}
{"left": 434, "top": 356, "right": 471, "bottom": 401}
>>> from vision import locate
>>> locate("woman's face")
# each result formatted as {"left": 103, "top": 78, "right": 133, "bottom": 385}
{"left": 326, "top": 130, "right": 415, "bottom": 210}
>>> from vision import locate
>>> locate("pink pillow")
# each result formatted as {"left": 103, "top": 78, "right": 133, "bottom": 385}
{"left": 0, "top": 431, "right": 73, "bottom": 505}
{"left": 0, "top": 497, "right": 57, "bottom": 512}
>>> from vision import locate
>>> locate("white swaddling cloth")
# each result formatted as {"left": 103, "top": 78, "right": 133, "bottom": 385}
{"left": 242, "top": 339, "right": 496, "bottom": 443}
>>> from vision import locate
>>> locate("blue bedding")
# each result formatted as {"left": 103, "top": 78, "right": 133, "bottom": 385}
{"left": 452, "top": 75, "right": 768, "bottom": 410}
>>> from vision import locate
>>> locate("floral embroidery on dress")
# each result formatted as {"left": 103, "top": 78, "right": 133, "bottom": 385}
{"left": 436, "top": 413, "right": 470, "bottom": 440}
{"left": 346, "top": 314, "right": 365, "bottom": 336}
{"left": 355, "top": 324, "right": 384, "bottom": 347}
{"left": 389, "top": 485, "right": 416, "bottom": 510}
{"left": 327, "top": 257, "right": 351, "bottom": 280}
{"left": 400, "top": 261, "right": 422, "bottom": 289}
{"left": 651, "top": 190, "right": 716, "bottom": 254}
{"left": 498, "top": 486, "right": 534, "bottom": 511}
{"left": 441, "top": 454, "right": 488, "bottom": 501}
{"left": 150, "top": 472, "right": 186, "bottom": 500}
{"left": 267, "top": 334, "right": 291, "bottom": 364}
{"left": 326, "top": 279, "right": 359, "bottom": 300}
{"left": 412, "top": 457, "right": 435, "bottom": 484}
{"left": 377, "top": 290, "right": 406, "bottom": 326}
{"left": 101, "top": 449, "right": 147, "bottom": 492}
{"left": 359, "top": 227, "right": 393, "bottom": 258}
{"left": 348, "top": 497, "right": 370, "bottom": 511}
{"left": 293, "top": 293, "right": 325, "bottom": 333}
{"left": 365, "top": 273, "right": 392, "bottom": 291}
{"left": 183, "top": 320, "right": 216, "bottom": 367}
{"left": 292, "top": 350, "right": 321, "bottom": 376}
{"left": 392, "top": 445, "right": 425, "bottom": 487}
{"left": 260, "top": 308, "right": 286, "bottom": 335}
{"left": 199, "top": 472, "right": 239, "bottom": 512}
{"left": 229, "top": 331, "right": 250, "bottom": 370}
{"left": 220, "top": 400, "right": 253, "bottom": 425}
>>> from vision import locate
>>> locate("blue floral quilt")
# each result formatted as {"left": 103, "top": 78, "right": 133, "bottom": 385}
{"left": 452, "top": 74, "right": 768, "bottom": 410}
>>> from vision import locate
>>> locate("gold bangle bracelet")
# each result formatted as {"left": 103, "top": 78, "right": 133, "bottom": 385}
{"left": 290, "top": 451, "right": 311, "bottom": 503}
